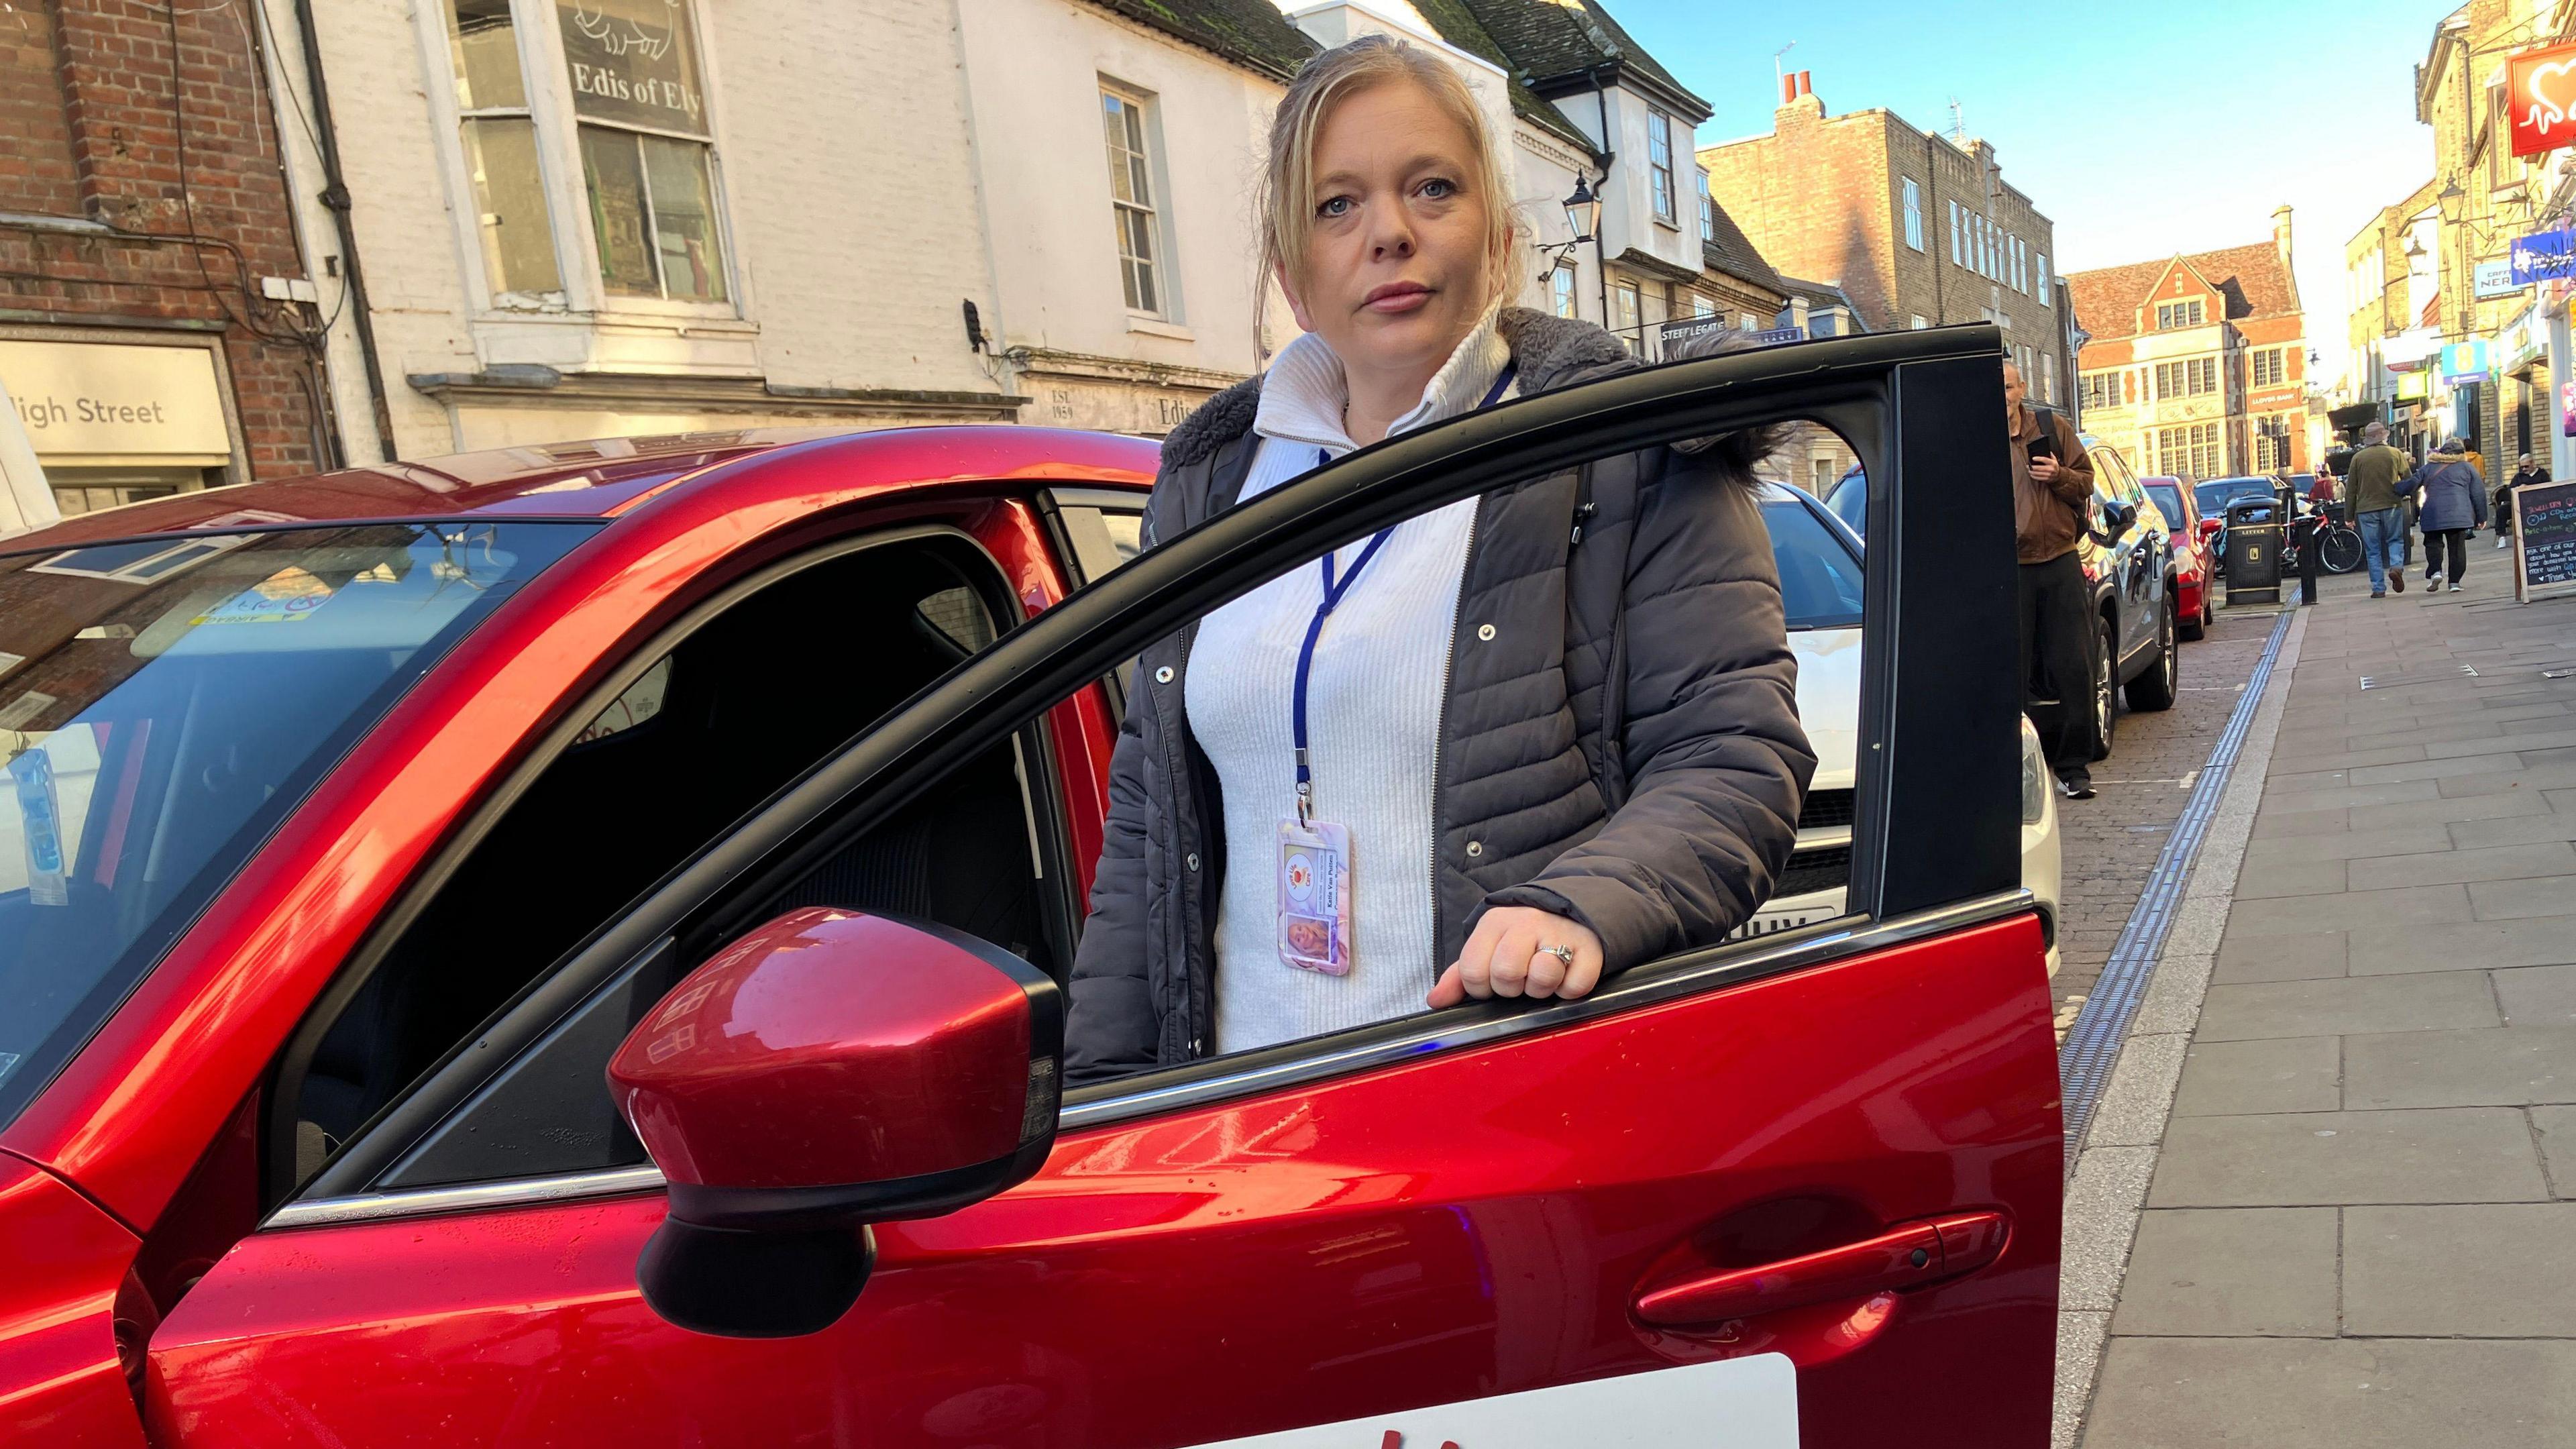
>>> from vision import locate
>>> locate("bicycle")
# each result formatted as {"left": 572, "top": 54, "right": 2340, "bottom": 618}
{"left": 2280, "top": 498, "right": 2363, "bottom": 576}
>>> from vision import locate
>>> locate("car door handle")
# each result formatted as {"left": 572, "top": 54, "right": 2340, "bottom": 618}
{"left": 1631, "top": 1211, "right": 2009, "bottom": 1327}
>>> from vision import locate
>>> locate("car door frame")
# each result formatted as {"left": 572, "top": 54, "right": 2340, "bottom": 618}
{"left": 262, "top": 324, "right": 2028, "bottom": 1216}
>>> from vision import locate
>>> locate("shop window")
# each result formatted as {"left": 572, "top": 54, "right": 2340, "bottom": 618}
{"left": 429, "top": 0, "right": 735, "bottom": 312}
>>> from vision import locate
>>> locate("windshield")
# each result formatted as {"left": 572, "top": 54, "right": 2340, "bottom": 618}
{"left": 2195, "top": 478, "right": 2271, "bottom": 517}
{"left": 1762, "top": 496, "right": 1864, "bottom": 630}
{"left": 2145, "top": 483, "right": 2188, "bottom": 533}
{"left": 0, "top": 523, "right": 589, "bottom": 1127}
{"left": 1825, "top": 468, "right": 1868, "bottom": 538}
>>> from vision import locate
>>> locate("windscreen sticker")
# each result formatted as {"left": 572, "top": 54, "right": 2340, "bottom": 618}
{"left": 9, "top": 747, "right": 69, "bottom": 907}
{"left": 190, "top": 566, "right": 337, "bottom": 626}
{"left": 0, "top": 690, "right": 58, "bottom": 734}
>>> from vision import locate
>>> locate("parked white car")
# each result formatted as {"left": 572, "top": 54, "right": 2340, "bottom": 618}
{"left": 1742, "top": 486, "right": 2062, "bottom": 976}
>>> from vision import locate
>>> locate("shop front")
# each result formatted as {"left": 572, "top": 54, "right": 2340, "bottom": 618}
{"left": 0, "top": 329, "right": 246, "bottom": 518}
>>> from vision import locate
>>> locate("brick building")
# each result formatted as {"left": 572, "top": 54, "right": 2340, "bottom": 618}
{"left": 1700, "top": 77, "right": 2067, "bottom": 405}
{"left": 0, "top": 0, "right": 333, "bottom": 519}
{"left": 2065, "top": 211, "right": 2311, "bottom": 482}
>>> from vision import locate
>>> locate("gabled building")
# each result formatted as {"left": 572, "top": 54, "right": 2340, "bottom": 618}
{"left": 2065, "top": 211, "right": 2310, "bottom": 482}
{"left": 1700, "top": 74, "right": 2064, "bottom": 402}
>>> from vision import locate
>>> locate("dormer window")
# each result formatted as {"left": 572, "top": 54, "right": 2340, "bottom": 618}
{"left": 2155, "top": 299, "right": 2205, "bottom": 329}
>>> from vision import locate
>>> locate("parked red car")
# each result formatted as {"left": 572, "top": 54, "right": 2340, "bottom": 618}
{"left": 2141, "top": 476, "right": 2215, "bottom": 639}
{"left": 0, "top": 331, "right": 2060, "bottom": 1448}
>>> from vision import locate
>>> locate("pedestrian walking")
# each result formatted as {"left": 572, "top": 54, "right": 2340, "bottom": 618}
{"left": 1062, "top": 34, "right": 1815, "bottom": 1083}
{"left": 2402, "top": 437, "right": 2488, "bottom": 593}
{"left": 2006, "top": 359, "right": 2102, "bottom": 799}
{"left": 2498, "top": 453, "right": 2546, "bottom": 550}
{"left": 2345, "top": 421, "right": 2414, "bottom": 597}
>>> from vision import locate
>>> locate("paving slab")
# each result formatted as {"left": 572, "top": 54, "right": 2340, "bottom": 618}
{"left": 2425, "top": 727, "right": 2576, "bottom": 758}
{"left": 2496, "top": 965, "right": 2576, "bottom": 1026}
{"left": 2346, "top": 721, "right": 2502, "bottom": 751}
{"left": 2438, "top": 763, "right": 2576, "bottom": 796}
{"left": 2269, "top": 745, "right": 2429, "bottom": 777}
{"left": 2259, "top": 780, "right": 2443, "bottom": 812}
{"left": 2251, "top": 806, "right": 2353, "bottom": 839}
{"left": 2062, "top": 1145, "right": 2157, "bottom": 1312}
{"left": 2345, "top": 841, "right": 2576, "bottom": 890}
{"left": 2171, "top": 1036, "right": 2342, "bottom": 1116}
{"left": 2233, "top": 859, "right": 2347, "bottom": 899}
{"left": 2343, "top": 1026, "right": 2576, "bottom": 1108}
{"left": 2347, "top": 915, "right": 2576, "bottom": 975}
{"left": 2344, "top": 1203, "right": 2576, "bottom": 1336}
{"left": 2110, "top": 1208, "right": 2337, "bottom": 1338}
{"left": 2469, "top": 879, "right": 2576, "bottom": 920}
{"left": 2083, "top": 1337, "right": 2576, "bottom": 1448}
{"left": 2223, "top": 883, "right": 2472, "bottom": 938}
{"left": 2534, "top": 1106, "right": 2576, "bottom": 1198}
{"left": 2148, "top": 1108, "right": 2548, "bottom": 1206}
{"left": 2239, "top": 827, "right": 2455, "bottom": 866}
{"left": 2449, "top": 811, "right": 2576, "bottom": 849}
{"left": 2347, "top": 790, "right": 2553, "bottom": 830}
{"left": 2212, "top": 929, "right": 2346, "bottom": 983}
{"left": 2195, "top": 973, "right": 2499, "bottom": 1042}
{"left": 2345, "top": 753, "right": 2526, "bottom": 786}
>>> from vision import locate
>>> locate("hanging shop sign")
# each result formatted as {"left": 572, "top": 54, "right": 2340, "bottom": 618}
{"left": 2510, "top": 228, "right": 2576, "bottom": 284}
{"left": 2510, "top": 40, "right": 2576, "bottom": 158}
{"left": 2502, "top": 305, "right": 2546, "bottom": 372}
{"left": 2477, "top": 259, "right": 2528, "bottom": 299}
{"left": 557, "top": 0, "right": 711, "bottom": 137}
{"left": 2439, "top": 339, "right": 2491, "bottom": 384}
{"left": 0, "top": 339, "right": 231, "bottom": 464}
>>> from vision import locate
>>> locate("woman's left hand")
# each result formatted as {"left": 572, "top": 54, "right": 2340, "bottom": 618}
{"left": 1428, "top": 908, "right": 1604, "bottom": 1008}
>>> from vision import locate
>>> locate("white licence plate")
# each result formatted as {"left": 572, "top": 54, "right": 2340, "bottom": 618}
{"left": 1188, "top": 1354, "right": 1798, "bottom": 1447}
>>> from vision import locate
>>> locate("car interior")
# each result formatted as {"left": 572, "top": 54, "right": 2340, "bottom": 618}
{"left": 285, "top": 534, "right": 1066, "bottom": 1190}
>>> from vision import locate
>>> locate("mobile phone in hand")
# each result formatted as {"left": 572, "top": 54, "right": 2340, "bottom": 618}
{"left": 2027, "top": 433, "right": 2057, "bottom": 464}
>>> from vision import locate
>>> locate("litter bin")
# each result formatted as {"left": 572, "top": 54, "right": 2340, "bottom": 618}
{"left": 2224, "top": 497, "right": 2284, "bottom": 605}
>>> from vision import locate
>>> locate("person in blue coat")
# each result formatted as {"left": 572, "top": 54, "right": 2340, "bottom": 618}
{"left": 2402, "top": 438, "right": 2489, "bottom": 592}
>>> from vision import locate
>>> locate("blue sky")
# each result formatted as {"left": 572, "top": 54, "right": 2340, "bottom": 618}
{"left": 1605, "top": 0, "right": 2446, "bottom": 380}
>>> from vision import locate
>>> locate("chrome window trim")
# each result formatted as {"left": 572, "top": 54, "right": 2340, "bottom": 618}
{"left": 262, "top": 888, "right": 2035, "bottom": 1233}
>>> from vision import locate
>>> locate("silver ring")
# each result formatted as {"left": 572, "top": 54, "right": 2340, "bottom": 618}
{"left": 1538, "top": 943, "right": 1576, "bottom": 969}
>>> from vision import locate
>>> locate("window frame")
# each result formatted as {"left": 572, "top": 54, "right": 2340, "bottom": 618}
{"left": 1550, "top": 261, "right": 1578, "bottom": 319}
{"left": 1902, "top": 176, "right": 1923, "bottom": 252}
{"left": 1648, "top": 108, "right": 1677, "bottom": 223}
{"left": 416, "top": 0, "right": 746, "bottom": 321}
{"left": 276, "top": 522, "right": 1070, "bottom": 1203}
{"left": 1697, "top": 168, "right": 1715, "bottom": 242}
{"left": 1099, "top": 78, "right": 1181, "bottom": 321}
{"left": 267, "top": 328, "right": 2032, "bottom": 1228}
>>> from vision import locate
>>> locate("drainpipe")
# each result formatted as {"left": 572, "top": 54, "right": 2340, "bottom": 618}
{"left": 1591, "top": 64, "right": 1616, "bottom": 332}
{"left": 287, "top": 0, "right": 398, "bottom": 462}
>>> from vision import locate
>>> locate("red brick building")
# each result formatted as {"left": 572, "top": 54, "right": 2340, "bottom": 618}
{"left": 1, "top": 0, "right": 334, "bottom": 519}
{"left": 2065, "top": 211, "right": 2311, "bottom": 482}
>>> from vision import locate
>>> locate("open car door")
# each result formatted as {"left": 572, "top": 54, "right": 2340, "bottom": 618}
{"left": 146, "top": 326, "right": 2058, "bottom": 1448}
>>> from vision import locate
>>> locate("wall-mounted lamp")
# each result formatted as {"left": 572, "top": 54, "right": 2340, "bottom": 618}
{"left": 1536, "top": 176, "right": 1603, "bottom": 280}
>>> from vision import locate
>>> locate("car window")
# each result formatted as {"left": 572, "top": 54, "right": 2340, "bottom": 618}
{"left": 0, "top": 523, "right": 589, "bottom": 1131}
{"left": 2144, "top": 483, "right": 2188, "bottom": 533}
{"left": 1761, "top": 496, "right": 1864, "bottom": 629}
{"left": 1825, "top": 467, "right": 1868, "bottom": 537}
{"left": 290, "top": 531, "right": 1071, "bottom": 1193}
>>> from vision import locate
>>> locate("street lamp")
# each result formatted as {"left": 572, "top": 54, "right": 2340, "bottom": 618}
{"left": 1535, "top": 176, "right": 1601, "bottom": 281}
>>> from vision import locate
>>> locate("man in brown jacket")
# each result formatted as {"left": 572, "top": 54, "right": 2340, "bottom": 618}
{"left": 2006, "top": 359, "right": 2102, "bottom": 798}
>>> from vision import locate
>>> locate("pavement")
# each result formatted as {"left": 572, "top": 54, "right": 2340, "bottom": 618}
{"left": 2058, "top": 547, "right": 2576, "bottom": 1447}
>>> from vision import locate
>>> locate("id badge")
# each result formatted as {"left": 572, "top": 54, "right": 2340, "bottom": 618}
{"left": 1277, "top": 817, "right": 1353, "bottom": 976}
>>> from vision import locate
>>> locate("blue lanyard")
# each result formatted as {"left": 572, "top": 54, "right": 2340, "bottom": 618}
{"left": 1291, "top": 363, "right": 1514, "bottom": 822}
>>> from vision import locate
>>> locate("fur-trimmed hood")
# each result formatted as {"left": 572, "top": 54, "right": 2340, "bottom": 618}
{"left": 1159, "top": 306, "right": 1778, "bottom": 478}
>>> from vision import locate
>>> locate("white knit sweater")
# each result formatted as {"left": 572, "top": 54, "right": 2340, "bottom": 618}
{"left": 1187, "top": 311, "right": 1513, "bottom": 1055}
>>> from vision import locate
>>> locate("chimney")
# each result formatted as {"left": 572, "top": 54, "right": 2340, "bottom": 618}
{"left": 1776, "top": 70, "right": 1823, "bottom": 122}
{"left": 1780, "top": 72, "right": 1797, "bottom": 106}
{"left": 2273, "top": 204, "right": 2294, "bottom": 272}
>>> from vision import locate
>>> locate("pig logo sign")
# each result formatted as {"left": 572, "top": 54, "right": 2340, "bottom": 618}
{"left": 2512, "top": 40, "right": 2576, "bottom": 158}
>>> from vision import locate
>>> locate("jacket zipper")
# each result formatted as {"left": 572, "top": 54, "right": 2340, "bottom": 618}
{"left": 1426, "top": 496, "right": 1485, "bottom": 973}
{"left": 1161, "top": 618, "right": 1207, "bottom": 1058}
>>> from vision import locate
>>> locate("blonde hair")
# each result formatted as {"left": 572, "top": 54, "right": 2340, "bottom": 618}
{"left": 1257, "top": 36, "right": 1520, "bottom": 335}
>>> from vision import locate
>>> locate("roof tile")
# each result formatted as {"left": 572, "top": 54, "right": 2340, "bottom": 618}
{"left": 2065, "top": 240, "right": 2298, "bottom": 343}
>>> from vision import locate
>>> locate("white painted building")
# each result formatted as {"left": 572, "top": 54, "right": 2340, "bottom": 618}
{"left": 266, "top": 0, "right": 1741, "bottom": 461}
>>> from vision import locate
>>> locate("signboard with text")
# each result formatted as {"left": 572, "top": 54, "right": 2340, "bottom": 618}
{"left": 2476, "top": 259, "right": 2526, "bottom": 299}
{"left": 2510, "top": 476, "right": 2576, "bottom": 602}
{"left": 2439, "top": 339, "right": 2490, "bottom": 384}
{"left": 0, "top": 339, "right": 231, "bottom": 462}
{"left": 556, "top": 0, "right": 711, "bottom": 137}
{"left": 2510, "top": 40, "right": 2576, "bottom": 158}
{"left": 2509, "top": 228, "right": 2576, "bottom": 285}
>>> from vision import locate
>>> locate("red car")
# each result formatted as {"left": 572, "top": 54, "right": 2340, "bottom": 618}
{"left": 0, "top": 332, "right": 2060, "bottom": 1448}
{"left": 2141, "top": 476, "right": 2215, "bottom": 640}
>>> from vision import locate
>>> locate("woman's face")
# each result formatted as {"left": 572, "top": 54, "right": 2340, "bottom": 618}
{"left": 1281, "top": 79, "right": 1498, "bottom": 380}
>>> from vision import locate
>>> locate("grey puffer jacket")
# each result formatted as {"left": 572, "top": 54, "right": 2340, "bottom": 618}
{"left": 1065, "top": 308, "right": 1817, "bottom": 1084}
{"left": 2404, "top": 458, "right": 2489, "bottom": 533}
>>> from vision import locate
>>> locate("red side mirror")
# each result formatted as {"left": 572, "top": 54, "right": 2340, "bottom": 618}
{"left": 610, "top": 907, "right": 1062, "bottom": 1338}
{"left": 2198, "top": 518, "right": 2223, "bottom": 540}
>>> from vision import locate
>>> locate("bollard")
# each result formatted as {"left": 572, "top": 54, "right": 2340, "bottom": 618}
{"left": 2297, "top": 513, "right": 2320, "bottom": 606}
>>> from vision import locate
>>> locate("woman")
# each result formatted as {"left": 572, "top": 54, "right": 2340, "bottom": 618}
{"left": 1064, "top": 37, "right": 1814, "bottom": 1083}
{"left": 2404, "top": 438, "right": 2488, "bottom": 593}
